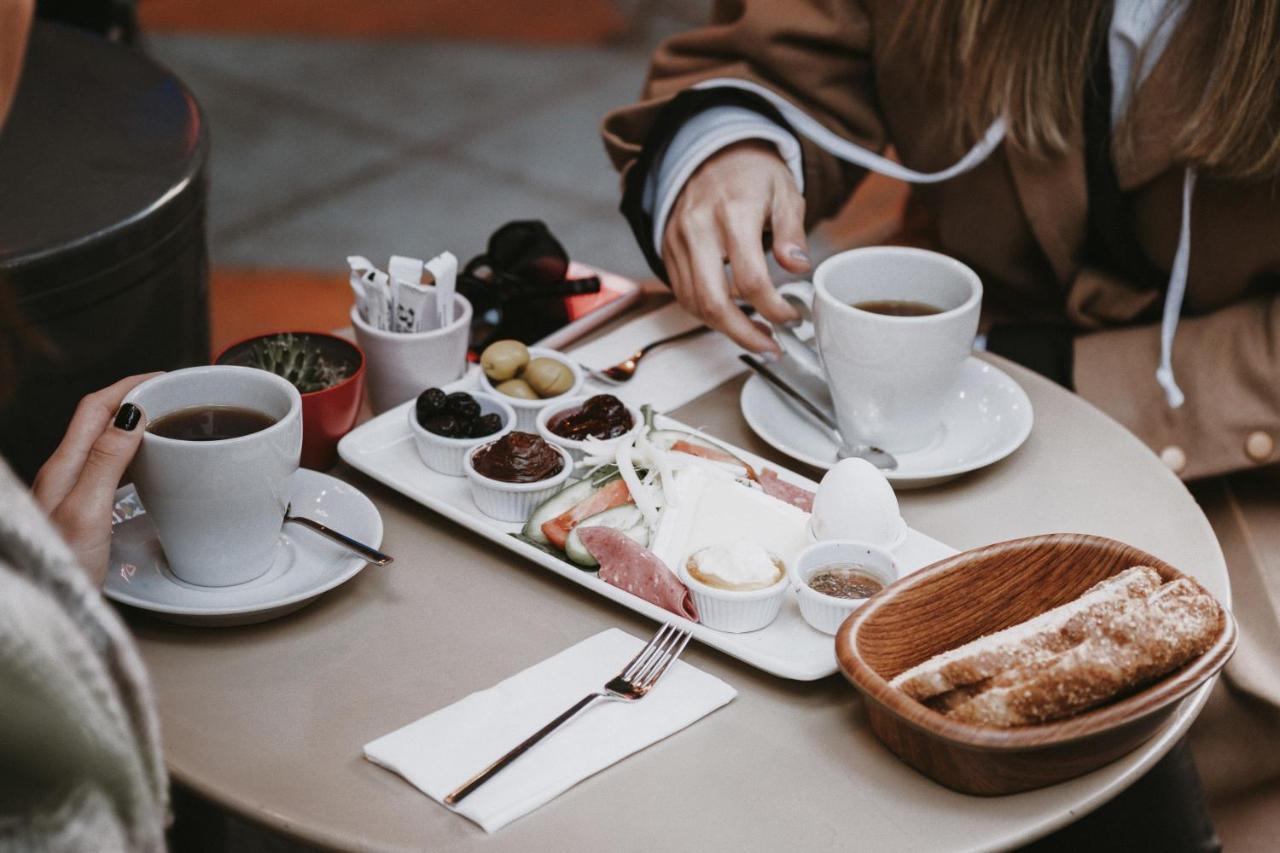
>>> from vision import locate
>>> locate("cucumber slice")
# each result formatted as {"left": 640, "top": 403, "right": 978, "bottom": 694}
{"left": 564, "top": 505, "right": 647, "bottom": 567}
{"left": 520, "top": 478, "right": 600, "bottom": 545}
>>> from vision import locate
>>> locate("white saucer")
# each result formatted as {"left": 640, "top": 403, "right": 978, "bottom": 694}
{"left": 105, "top": 469, "right": 383, "bottom": 626}
{"left": 740, "top": 356, "right": 1033, "bottom": 489}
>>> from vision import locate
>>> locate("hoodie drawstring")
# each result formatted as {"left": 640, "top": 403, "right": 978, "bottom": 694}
{"left": 1155, "top": 167, "right": 1196, "bottom": 408}
{"left": 692, "top": 79, "right": 1008, "bottom": 185}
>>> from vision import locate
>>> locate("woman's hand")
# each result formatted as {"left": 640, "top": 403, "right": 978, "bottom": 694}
{"left": 662, "top": 140, "right": 810, "bottom": 354}
{"left": 32, "top": 374, "right": 160, "bottom": 585}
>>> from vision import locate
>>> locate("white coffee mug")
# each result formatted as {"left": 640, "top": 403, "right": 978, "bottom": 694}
{"left": 124, "top": 366, "right": 302, "bottom": 586}
{"left": 775, "top": 247, "right": 982, "bottom": 453}
{"left": 351, "top": 290, "right": 472, "bottom": 414}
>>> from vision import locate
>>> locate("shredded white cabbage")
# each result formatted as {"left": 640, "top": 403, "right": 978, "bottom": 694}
{"left": 616, "top": 435, "right": 660, "bottom": 530}
{"left": 637, "top": 430, "right": 678, "bottom": 511}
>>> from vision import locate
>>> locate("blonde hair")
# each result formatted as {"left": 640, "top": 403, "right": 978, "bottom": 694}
{"left": 901, "top": 0, "right": 1280, "bottom": 179}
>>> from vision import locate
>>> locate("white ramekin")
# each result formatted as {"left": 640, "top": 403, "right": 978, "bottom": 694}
{"left": 478, "top": 347, "right": 585, "bottom": 432}
{"left": 408, "top": 391, "right": 516, "bottom": 477}
{"left": 464, "top": 438, "right": 574, "bottom": 522}
{"left": 791, "top": 539, "right": 898, "bottom": 635}
{"left": 678, "top": 555, "right": 789, "bottom": 633}
{"left": 535, "top": 395, "right": 643, "bottom": 464}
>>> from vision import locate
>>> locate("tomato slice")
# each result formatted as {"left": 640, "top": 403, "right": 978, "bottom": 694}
{"left": 541, "top": 478, "right": 633, "bottom": 549}
{"left": 670, "top": 440, "right": 758, "bottom": 480}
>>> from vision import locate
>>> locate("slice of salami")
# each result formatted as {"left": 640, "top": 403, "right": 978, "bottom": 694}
{"left": 579, "top": 527, "right": 699, "bottom": 622}
{"left": 759, "top": 468, "right": 815, "bottom": 512}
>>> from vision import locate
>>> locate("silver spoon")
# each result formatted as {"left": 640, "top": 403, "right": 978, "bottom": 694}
{"left": 738, "top": 355, "right": 898, "bottom": 470}
{"left": 589, "top": 324, "right": 713, "bottom": 384}
{"left": 589, "top": 305, "right": 761, "bottom": 384}
{"left": 283, "top": 504, "right": 393, "bottom": 565}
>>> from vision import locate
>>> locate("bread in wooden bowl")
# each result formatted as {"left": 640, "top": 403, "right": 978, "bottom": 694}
{"left": 834, "top": 533, "right": 1236, "bottom": 796}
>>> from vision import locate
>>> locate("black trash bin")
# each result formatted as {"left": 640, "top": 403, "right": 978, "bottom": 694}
{"left": 0, "top": 22, "right": 210, "bottom": 481}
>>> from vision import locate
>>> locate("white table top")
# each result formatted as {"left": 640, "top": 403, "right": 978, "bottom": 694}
{"left": 126, "top": 356, "right": 1228, "bottom": 852}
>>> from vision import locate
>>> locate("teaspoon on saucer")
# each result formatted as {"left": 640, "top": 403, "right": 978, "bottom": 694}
{"left": 738, "top": 355, "right": 898, "bottom": 471}
{"left": 284, "top": 504, "right": 394, "bottom": 565}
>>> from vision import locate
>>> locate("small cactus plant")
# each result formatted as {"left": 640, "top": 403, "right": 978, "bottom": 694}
{"left": 242, "top": 333, "right": 355, "bottom": 394}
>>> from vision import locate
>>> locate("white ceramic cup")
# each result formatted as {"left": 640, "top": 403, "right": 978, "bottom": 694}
{"left": 775, "top": 247, "right": 982, "bottom": 453}
{"left": 351, "top": 290, "right": 472, "bottom": 414}
{"left": 124, "top": 366, "right": 302, "bottom": 587}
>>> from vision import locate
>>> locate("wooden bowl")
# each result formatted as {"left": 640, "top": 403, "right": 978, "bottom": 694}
{"left": 835, "top": 533, "right": 1236, "bottom": 796}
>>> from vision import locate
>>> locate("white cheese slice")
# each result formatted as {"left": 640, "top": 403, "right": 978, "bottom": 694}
{"left": 653, "top": 468, "right": 810, "bottom": 577}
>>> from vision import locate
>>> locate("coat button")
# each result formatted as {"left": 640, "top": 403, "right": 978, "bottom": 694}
{"left": 1160, "top": 445, "right": 1187, "bottom": 474}
{"left": 1246, "top": 431, "right": 1274, "bottom": 463}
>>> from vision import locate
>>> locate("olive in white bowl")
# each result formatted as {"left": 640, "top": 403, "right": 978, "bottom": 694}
{"left": 408, "top": 389, "right": 515, "bottom": 476}
{"left": 477, "top": 342, "right": 585, "bottom": 432}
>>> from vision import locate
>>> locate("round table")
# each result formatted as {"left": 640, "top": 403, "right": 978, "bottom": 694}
{"left": 127, "top": 356, "right": 1229, "bottom": 852}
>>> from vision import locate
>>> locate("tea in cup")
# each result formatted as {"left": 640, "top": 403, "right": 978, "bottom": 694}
{"left": 124, "top": 366, "right": 303, "bottom": 586}
{"left": 774, "top": 247, "right": 982, "bottom": 453}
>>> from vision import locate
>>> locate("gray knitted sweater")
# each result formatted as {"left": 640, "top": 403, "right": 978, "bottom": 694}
{"left": 0, "top": 461, "right": 167, "bottom": 850}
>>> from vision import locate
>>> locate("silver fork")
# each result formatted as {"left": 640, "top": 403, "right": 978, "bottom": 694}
{"left": 444, "top": 623, "right": 692, "bottom": 806}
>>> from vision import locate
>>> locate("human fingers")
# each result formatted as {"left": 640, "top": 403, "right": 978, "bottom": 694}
{"left": 49, "top": 402, "right": 146, "bottom": 584}
{"left": 663, "top": 228, "right": 700, "bottom": 320}
{"left": 769, "top": 176, "right": 811, "bottom": 275}
{"left": 721, "top": 199, "right": 799, "bottom": 326}
{"left": 32, "top": 373, "right": 160, "bottom": 511}
{"left": 687, "top": 223, "right": 778, "bottom": 354}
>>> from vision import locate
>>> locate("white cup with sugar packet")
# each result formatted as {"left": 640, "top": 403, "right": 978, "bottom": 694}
{"left": 351, "top": 290, "right": 473, "bottom": 414}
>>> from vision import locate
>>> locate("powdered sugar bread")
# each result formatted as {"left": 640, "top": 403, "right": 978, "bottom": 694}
{"left": 944, "top": 577, "right": 1222, "bottom": 726}
{"left": 891, "top": 566, "right": 1163, "bottom": 700}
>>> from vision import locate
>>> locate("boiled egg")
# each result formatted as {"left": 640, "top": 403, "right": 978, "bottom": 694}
{"left": 810, "top": 458, "right": 906, "bottom": 549}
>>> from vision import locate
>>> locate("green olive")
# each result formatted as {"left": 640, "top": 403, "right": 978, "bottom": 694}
{"left": 495, "top": 378, "right": 539, "bottom": 400}
{"left": 523, "top": 357, "right": 574, "bottom": 398}
{"left": 480, "top": 339, "right": 530, "bottom": 382}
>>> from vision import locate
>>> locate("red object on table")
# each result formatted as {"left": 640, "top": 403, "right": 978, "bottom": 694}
{"left": 215, "top": 331, "right": 366, "bottom": 470}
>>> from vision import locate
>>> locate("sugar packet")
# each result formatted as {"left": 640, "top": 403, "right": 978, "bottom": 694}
{"left": 348, "top": 255, "right": 394, "bottom": 330}
{"left": 348, "top": 251, "right": 459, "bottom": 332}
{"left": 389, "top": 254, "right": 433, "bottom": 333}
{"left": 425, "top": 251, "right": 458, "bottom": 330}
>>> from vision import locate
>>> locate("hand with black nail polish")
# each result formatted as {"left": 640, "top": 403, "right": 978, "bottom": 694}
{"left": 32, "top": 374, "right": 162, "bottom": 585}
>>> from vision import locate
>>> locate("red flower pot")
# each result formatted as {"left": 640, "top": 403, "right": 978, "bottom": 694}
{"left": 215, "top": 331, "right": 366, "bottom": 470}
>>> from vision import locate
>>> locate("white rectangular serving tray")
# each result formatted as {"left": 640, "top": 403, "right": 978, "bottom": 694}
{"left": 338, "top": 394, "right": 956, "bottom": 681}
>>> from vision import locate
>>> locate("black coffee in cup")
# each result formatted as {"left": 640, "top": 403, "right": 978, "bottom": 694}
{"left": 147, "top": 405, "right": 277, "bottom": 441}
{"left": 851, "top": 299, "right": 943, "bottom": 316}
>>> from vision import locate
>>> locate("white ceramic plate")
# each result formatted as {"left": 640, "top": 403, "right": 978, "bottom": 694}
{"left": 105, "top": 469, "right": 382, "bottom": 626}
{"left": 741, "top": 356, "right": 1034, "bottom": 489}
{"left": 338, "top": 390, "right": 956, "bottom": 681}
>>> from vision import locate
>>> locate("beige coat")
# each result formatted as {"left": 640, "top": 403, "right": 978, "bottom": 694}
{"left": 603, "top": 0, "right": 1280, "bottom": 809}
{"left": 603, "top": 0, "right": 1280, "bottom": 483}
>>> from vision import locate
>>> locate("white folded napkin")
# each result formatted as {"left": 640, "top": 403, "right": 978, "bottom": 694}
{"left": 363, "top": 628, "right": 736, "bottom": 833}
{"left": 568, "top": 301, "right": 749, "bottom": 412}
